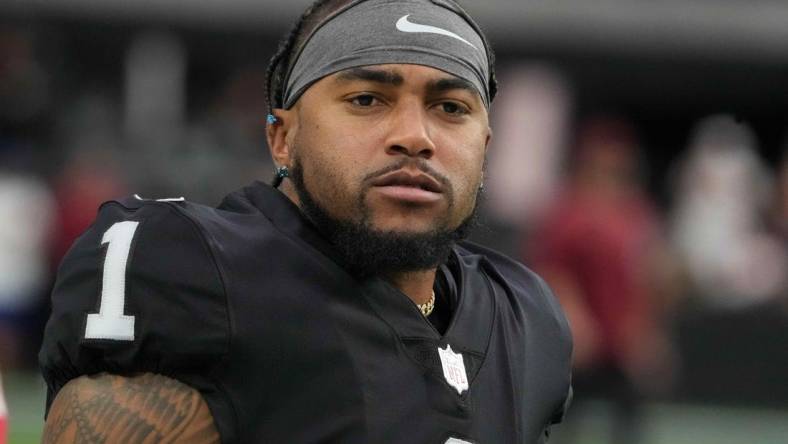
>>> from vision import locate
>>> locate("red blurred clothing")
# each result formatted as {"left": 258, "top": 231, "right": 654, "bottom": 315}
{"left": 530, "top": 186, "right": 660, "bottom": 367}
{"left": 51, "top": 161, "right": 126, "bottom": 265}
{"left": 0, "top": 371, "right": 7, "bottom": 444}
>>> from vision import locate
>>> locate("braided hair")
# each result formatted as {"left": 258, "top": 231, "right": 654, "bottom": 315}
{"left": 264, "top": 0, "right": 498, "bottom": 113}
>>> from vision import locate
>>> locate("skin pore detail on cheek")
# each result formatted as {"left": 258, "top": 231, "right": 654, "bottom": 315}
{"left": 286, "top": 107, "right": 353, "bottom": 219}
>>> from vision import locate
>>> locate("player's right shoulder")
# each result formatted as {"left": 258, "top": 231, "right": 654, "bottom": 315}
{"left": 43, "top": 372, "right": 220, "bottom": 444}
{"left": 40, "top": 194, "right": 230, "bottom": 411}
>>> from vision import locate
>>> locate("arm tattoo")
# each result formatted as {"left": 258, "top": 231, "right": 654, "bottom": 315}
{"left": 42, "top": 372, "right": 220, "bottom": 444}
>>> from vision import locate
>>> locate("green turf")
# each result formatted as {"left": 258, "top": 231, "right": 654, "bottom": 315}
{"left": 4, "top": 371, "right": 45, "bottom": 444}
{"left": 3, "top": 370, "right": 787, "bottom": 444}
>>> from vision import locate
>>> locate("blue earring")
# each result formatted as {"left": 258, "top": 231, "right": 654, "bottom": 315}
{"left": 267, "top": 114, "right": 278, "bottom": 124}
{"left": 272, "top": 165, "right": 289, "bottom": 188}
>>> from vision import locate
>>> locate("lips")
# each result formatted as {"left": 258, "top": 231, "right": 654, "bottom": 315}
{"left": 370, "top": 170, "right": 444, "bottom": 193}
{"left": 369, "top": 169, "right": 444, "bottom": 204}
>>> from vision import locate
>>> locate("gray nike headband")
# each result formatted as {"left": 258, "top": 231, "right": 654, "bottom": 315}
{"left": 282, "top": 0, "right": 491, "bottom": 109}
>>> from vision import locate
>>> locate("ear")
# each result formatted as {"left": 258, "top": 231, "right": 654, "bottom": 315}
{"left": 484, "top": 125, "right": 493, "bottom": 152}
{"left": 266, "top": 108, "right": 297, "bottom": 167}
{"left": 481, "top": 126, "right": 492, "bottom": 185}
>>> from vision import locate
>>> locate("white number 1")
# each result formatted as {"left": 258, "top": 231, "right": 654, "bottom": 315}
{"left": 84, "top": 221, "right": 138, "bottom": 341}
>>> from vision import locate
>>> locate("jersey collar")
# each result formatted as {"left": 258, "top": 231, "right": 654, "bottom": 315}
{"left": 360, "top": 248, "right": 495, "bottom": 358}
{"left": 241, "top": 181, "right": 495, "bottom": 358}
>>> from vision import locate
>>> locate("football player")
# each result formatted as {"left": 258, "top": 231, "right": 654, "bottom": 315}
{"left": 40, "top": 0, "right": 573, "bottom": 442}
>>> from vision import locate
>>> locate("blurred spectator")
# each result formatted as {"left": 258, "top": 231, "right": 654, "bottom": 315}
{"left": 0, "top": 170, "right": 54, "bottom": 370}
{"left": 472, "top": 64, "right": 571, "bottom": 258}
{"left": 0, "top": 27, "right": 50, "bottom": 129}
{"left": 769, "top": 148, "right": 788, "bottom": 309}
{"left": 486, "top": 64, "right": 571, "bottom": 225}
{"left": 50, "top": 150, "right": 127, "bottom": 265}
{"left": 528, "top": 116, "right": 679, "bottom": 444}
{"left": 124, "top": 30, "right": 185, "bottom": 151}
{"left": 770, "top": 148, "right": 788, "bottom": 243}
{"left": 670, "top": 115, "right": 787, "bottom": 308}
{"left": 176, "top": 66, "right": 272, "bottom": 205}
{"left": 124, "top": 48, "right": 271, "bottom": 203}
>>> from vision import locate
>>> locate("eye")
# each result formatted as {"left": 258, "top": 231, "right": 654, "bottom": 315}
{"left": 438, "top": 101, "right": 469, "bottom": 116}
{"left": 349, "top": 94, "right": 379, "bottom": 107}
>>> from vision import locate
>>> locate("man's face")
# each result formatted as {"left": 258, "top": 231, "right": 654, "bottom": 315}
{"left": 284, "top": 64, "right": 490, "bottom": 236}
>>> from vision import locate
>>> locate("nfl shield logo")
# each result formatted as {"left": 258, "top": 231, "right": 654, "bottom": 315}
{"left": 438, "top": 344, "right": 469, "bottom": 394}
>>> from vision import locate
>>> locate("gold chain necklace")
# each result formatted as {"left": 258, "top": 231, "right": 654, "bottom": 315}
{"left": 417, "top": 290, "right": 436, "bottom": 317}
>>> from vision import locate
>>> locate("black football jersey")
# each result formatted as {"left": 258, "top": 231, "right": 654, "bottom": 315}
{"left": 40, "top": 181, "right": 572, "bottom": 444}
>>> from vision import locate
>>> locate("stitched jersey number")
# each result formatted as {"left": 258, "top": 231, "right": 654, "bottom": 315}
{"left": 84, "top": 221, "right": 138, "bottom": 341}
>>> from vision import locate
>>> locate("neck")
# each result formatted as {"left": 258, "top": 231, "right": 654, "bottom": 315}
{"left": 279, "top": 181, "right": 301, "bottom": 205}
{"left": 385, "top": 269, "right": 436, "bottom": 306}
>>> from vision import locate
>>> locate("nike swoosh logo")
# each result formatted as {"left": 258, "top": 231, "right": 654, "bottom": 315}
{"left": 396, "top": 15, "right": 477, "bottom": 50}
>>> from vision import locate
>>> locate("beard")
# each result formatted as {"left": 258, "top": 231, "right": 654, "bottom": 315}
{"left": 289, "top": 156, "right": 481, "bottom": 278}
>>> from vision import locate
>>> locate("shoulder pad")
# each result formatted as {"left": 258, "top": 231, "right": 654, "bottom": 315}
{"left": 40, "top": 196, "right": 229, "bottom": 406}
{"left": 456, "top": 241, "right": 572, "bottom": 345}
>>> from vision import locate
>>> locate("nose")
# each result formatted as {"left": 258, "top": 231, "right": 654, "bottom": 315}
{"left": 384, "top": 100, "right": 436, "bottom": 159}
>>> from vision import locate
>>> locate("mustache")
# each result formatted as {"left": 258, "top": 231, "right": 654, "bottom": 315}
{"left": 361, "top": 158, "right": 452, "bottom": 194}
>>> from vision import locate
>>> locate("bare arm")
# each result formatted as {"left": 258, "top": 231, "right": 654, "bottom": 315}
{"left": 42, "top": 372, "right": 220, "bottom": 444}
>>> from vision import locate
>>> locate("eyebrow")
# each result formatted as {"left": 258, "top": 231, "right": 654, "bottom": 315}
{"left": 335, "top": 68, "right": 404, "bottom": 86}
{"left": 426, "top": 76, "right": 478, "bottom": 96}
{"left": 334, "top": 67, "right": 481, "bottom": 101}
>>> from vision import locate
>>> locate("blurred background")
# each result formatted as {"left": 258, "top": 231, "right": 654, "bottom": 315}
{"left": 0, "top": 0, "right": 787, "bottom": 443}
